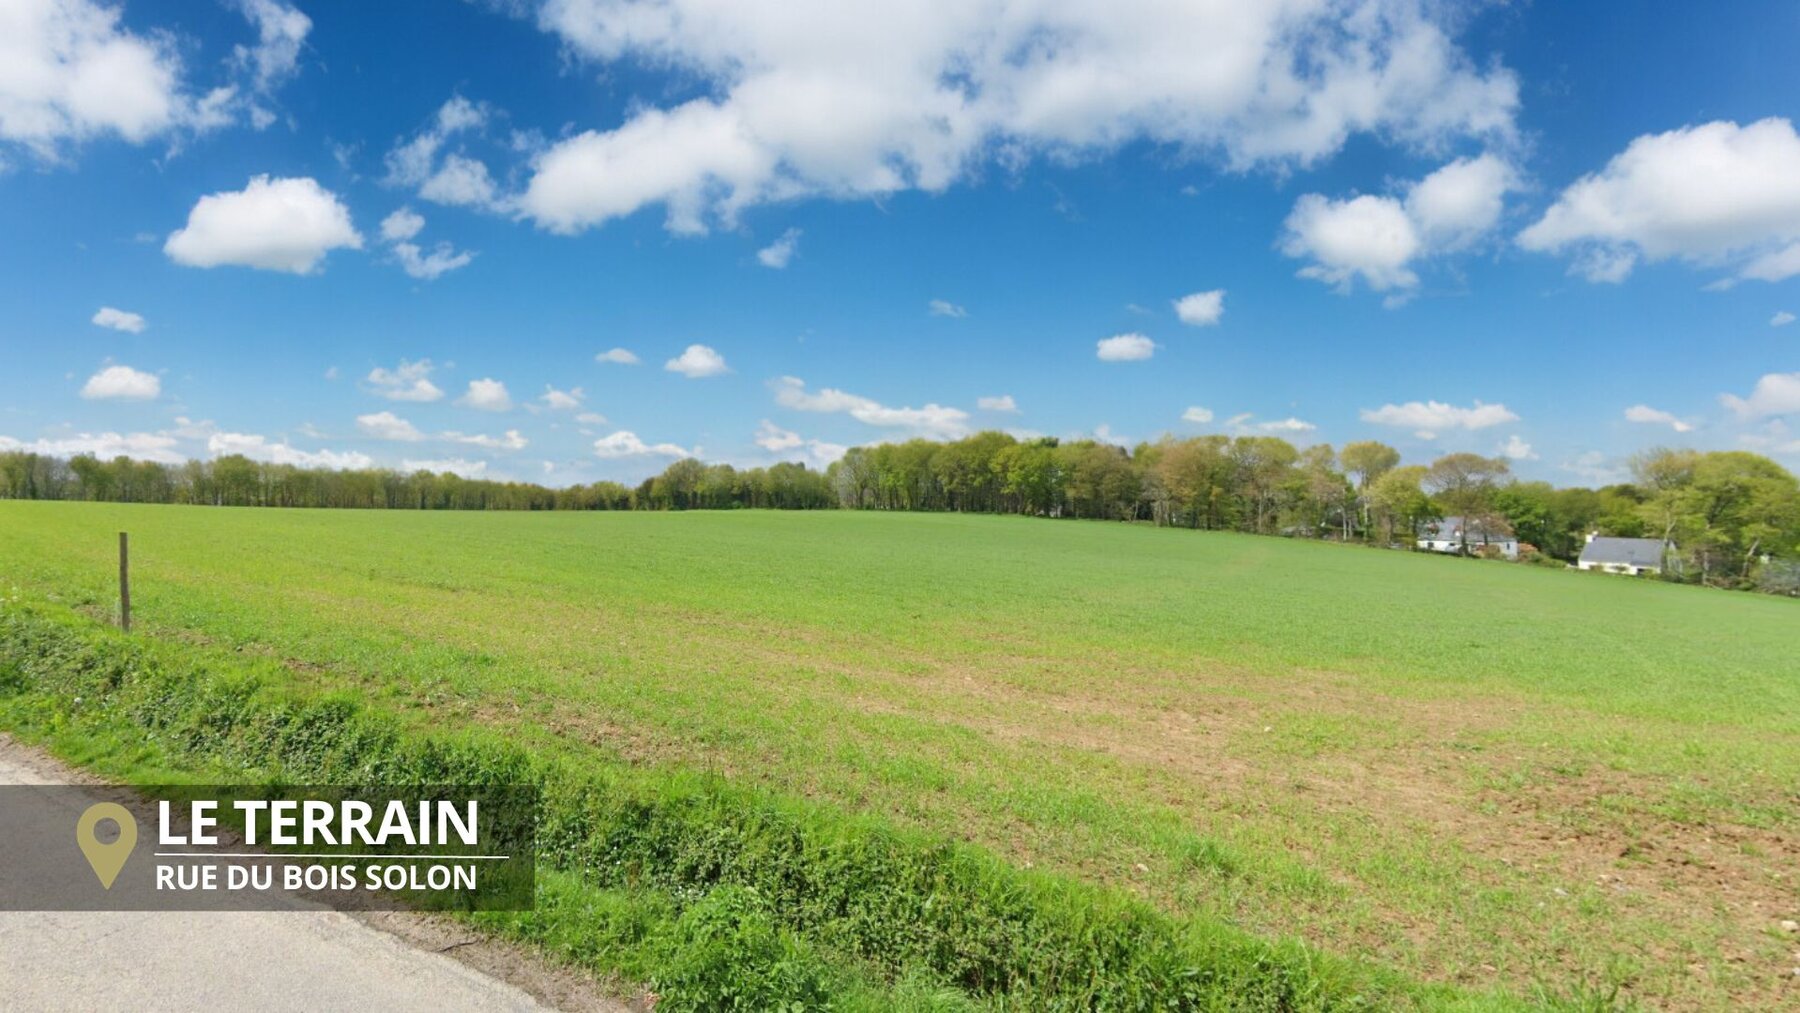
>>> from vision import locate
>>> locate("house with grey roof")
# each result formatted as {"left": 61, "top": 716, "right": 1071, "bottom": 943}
{"left": 1416, "top": 516, "right": 1519, "bottom": 559}
{"left": 1577, "top": 533, "right": 1673, "bottom": 575}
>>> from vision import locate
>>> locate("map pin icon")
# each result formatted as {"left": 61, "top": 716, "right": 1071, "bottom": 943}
{"left": 76, "top": 802, "right": 138, "bottom": 890}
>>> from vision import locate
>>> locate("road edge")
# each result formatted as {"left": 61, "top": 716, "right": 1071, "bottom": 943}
{"left": 0, "top": 731, "right": 644, "bottom": 1013}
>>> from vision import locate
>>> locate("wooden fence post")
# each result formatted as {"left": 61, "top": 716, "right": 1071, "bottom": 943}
{"left": 118, "top": 531, "right": 130, "bottom": 633}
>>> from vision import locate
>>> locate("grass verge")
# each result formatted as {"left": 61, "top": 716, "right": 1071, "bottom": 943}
{"left": 0, "top": 595, "right": 1574, "bottom": 1011}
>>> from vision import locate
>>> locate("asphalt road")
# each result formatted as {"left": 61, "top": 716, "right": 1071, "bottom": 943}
{"left": 0, "top": 735, "right": 629, "bottom": 1012}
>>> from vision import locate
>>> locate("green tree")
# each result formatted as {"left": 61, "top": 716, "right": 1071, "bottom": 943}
{"left": 1424, "top": 453, "right": 1510, "bottom": 553}
{"left": 1230, "top": 437, "right": 1299, "bottom": 534}
{"left": 1155, "top": 435, "right": 1235, "bottom": 529}
{"left": 1340, "top": 440, "right": 1401, "bottom": 539}
{"left": 1294, "top": 444, "right": 1351, "bottom": 538}
{"left": 994, "top": 439, "right": 1062, "bottom": 516}
{"left": 1368, "top": 465, "right": 1433, "bottom": 546}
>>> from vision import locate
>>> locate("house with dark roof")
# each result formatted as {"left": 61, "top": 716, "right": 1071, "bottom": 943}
{"left": 1577, "top": 533, "right": 1672, "bottom": 575}
{"left": 1416, "top": 516, "right": 1519, "bottom": 559}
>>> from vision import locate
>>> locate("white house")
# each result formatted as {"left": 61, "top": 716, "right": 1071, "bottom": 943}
{"left": 1416, "top": 516, "right": 1519, "bottom": 559}
{"left": 1577, "top": 533, "right": 1672, "bottom": 575}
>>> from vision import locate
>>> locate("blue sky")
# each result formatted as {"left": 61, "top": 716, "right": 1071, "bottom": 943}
{"left": 3, "top": 0, "right": 1799, "bottom": 486}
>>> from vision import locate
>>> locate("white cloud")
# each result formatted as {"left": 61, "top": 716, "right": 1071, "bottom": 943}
{"left": 1404, "top": 153, "right": 1516, "bottom": 251}
{"left": 977, "top": 395, "right": 1018, "bottom": 413}
{"left": 355, "top": 411, "right": 424, "bottom": 442}
{"left": 1772, "top": 311, "right": 1796, "bottom": 327}
{"left": 79, "top": 364, "right": 159, "bottom": 400}
{"left": 377, "top": 207, "right": 473, "bottom": 280}
{"left": 665, "top": 344, "right": 729, "bottom": 378}
{"left": 402, "top": 457, "right": 488, "bottom": 477}
{"left": 1096, "top": 333, "right": 1155, "bottom": 361}
{"left": 0, "top": 0, "right": 184, "bottom": 157}
{"left": 0, "top": 430, "right": 181, "bottom": 464}
{"left": 1721, "top": 372, "right": 1800, "bottom": 420}
{"left": 1283, "top": 154, "right": 1514, "bottom": 294}
{"left": 457, "top": 378, "right": 513, "bottom": 412}
{"left": 756, "top": 227, "right": 801, "bottom": 268}
{"left": 208, "top": 431, "right": 372, "bottom": 470}
{"left": 754, "top": 419, "right": 803, "bottom": 451}
{"left": 754, "top": 420, "right": 844, "bottom": 466}
{"left": 1255, "top": 417, "right": 1316, "bottom": 434}
{"left": 165, "top": 176, "right": 362, "bottom": 274}
{"left": 1359, "top": 399, "right": 1519, "bottom": 438}
{"left": 1172, "top": 290, "right": 1225, "bottom": 326}
{"left": 1569, "top": 247, "right": 1637, "bottom": 284}
{"left": 518, "top": 1, "right": 1516, "bottom": 234}
{"left": 1740, "top": 243, "right": 1800, "bottom": 284}
{"left": 800, "top": 440, "right": 848, "bottom": 466}
{"left": 385, "top": 95, "right": 489, "bottom": 187}
{"left": 231, "top": 0, "right": 311, "bottom": 93}
{"left": 392, "top": 240, "right": 474, "bottom": 280}
{"left": 593, "top": 430, "right": 689, "bottom": 459}
{"left": 1181, "top": 406, "right": 1214, "bottom": 424}
{"left": 91, "top": 306, "right": 145, "bottom": 333}
{"left": 1284, "top": 193, "right": 1420, "bottom": 292}
{"left": 1222, "top": 412, "right": 1313, "bottom": 435}
{"left": 772, "top": 376, "right": 968, "bottom": 439}
{"left": 446, "top": 429, "right": 528, "bottom": 451}
{"left": 596, "top": 347, "right": 640, "bottom": 365}
{"left": 435, "top": 93, "right": 486, "bottom": 133}
{"left": 168, "top": 416, "right": 218, "bottom": 440}
{"left": 575, "top": 411, "right": 608, "bottom": 425}
{"left": 420, "top": 153, "right": 500, "bottom": 209}
{"left": 359, "top": 409, "right": 525, "bottom": 450}
{"left": 1497, "top": 434, "right": 1537, "bottom": 460}
{"left": 1739, "top": 420, "right": 1800, "bottom": 459}
{"left": 1519, "top": 119, "right": 1800, "bottom": 283}
{"left": 540, "top": 385, "right": 583, "bottom": 410}
{"left": 1623, "top": 404, "right": 1694, "bottom": 433}
{"left": 366, "top": 359, "right": 444, "bottom": 402}
{"left": 1560, "top": 450, "right": 1626, "bottom": 486}
{"left": 382, "top": 95, "right": 507, "bottom": 213}
{"left": 0, "top": 0, "right": 316, "bottom": 162}
{"left": 380, "top": 207, "right": 425, "bottom": 242}
{"left": 928, "top": 299, "right": 966, "bottom": 318}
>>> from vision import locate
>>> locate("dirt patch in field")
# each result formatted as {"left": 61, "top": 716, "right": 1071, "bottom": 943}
{"left": 1461, "top": 769, "right": 1800, "bottom": 1004}
{"left": 751, "top": 648, "right": 1800, "bottom": 1009}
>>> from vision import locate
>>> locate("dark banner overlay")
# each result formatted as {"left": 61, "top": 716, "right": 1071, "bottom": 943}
{"left": 0, "top": 784, "right": 536, "bottom": 911}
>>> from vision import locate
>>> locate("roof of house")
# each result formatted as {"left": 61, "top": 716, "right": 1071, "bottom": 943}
{"left": 1580, "top": 536, "right": 1668, "bottom": 568}
{"left": 1419, "top": 516, "right": 1516, "bottom": 541}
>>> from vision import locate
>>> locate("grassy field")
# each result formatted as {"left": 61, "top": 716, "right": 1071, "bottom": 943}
{"left": 2, "top": 501, "right": 1797, "bottom": 1009}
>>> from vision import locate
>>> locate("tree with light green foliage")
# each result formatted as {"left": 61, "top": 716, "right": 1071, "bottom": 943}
{"left": 1152, "top": 434, "right": 1236, "bottom": 529}
{"left": 1368, "top": 464, "right": 1434, "bottom": 547}
{"left": 1341, "top": 440, "right": 1401, "bottom": 539}
{"left": 1231, "top": 436, "right": 1300, "bottom": 534}
{"left": 993, "top": 438, "right": 1062, "bottom": 516}
{"left": 1424, "top": 453, "right": 1510, "bottom": 553}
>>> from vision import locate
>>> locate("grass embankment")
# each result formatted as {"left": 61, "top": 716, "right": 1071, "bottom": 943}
{"left": 1, "top": 598, "right": 1468, "bottom": 1010}
{"left": 1, "top": 501, "right": 1796, "bottom": 1007}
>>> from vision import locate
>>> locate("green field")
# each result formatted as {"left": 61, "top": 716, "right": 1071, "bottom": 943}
{"left": 2, "top": 500, "right": 1797, "bottom": 1009}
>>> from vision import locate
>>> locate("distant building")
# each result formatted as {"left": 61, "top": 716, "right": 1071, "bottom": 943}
{"left": 1417, "top": 516, "right": 1519, "bottom": 559}
{"left": 1577, "top": 533, "right": 1672, "bottom": 575}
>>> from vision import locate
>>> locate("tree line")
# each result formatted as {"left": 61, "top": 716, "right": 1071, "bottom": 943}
{"left": 4, "top": 432, "right": 1796, "bottom": 594}
{"left": 0, "top": 452, "right": 834, "bottom": 513}
{"left": 823, "top": 435, "right": 1799, "bottom": 591}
